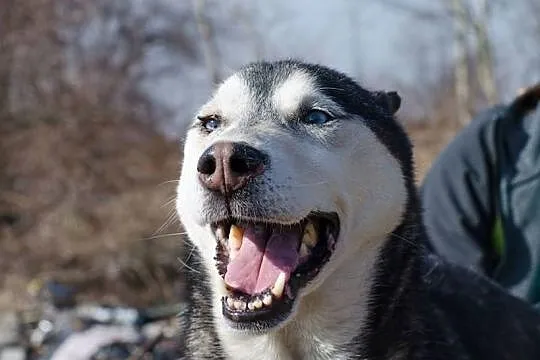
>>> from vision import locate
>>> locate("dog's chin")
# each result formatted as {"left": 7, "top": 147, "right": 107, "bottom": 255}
{"left": 209, "top": 212, "right": 340, "bottom": 333}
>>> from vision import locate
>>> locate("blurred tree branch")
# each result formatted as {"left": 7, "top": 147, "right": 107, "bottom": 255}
{"left": 450, "top": 0, "right": 473, "bottom": 124}
{"left": 474, "top": 0, "right": 498, "bottom": 105}
{"left": 378, "top": 0, "right": 500, "bottom": 124}
{"left": 376, "top": 0, "right": 450, "bottom": 21}
{"left": 0, "top": 0, "right": 16, "bottom": 116}
{"left": 0, "top": 0, "right": 198, "bottom": 129}
{"left": 193, "top": 0, "right": 222, "bottom": 85}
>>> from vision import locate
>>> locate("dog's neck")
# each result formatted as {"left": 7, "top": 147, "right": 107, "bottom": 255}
{"left": 211, "top": 234, "right": 386, "bottom": 360}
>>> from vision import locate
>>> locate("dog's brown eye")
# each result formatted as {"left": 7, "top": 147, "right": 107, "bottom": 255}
{"left": 198, "top": 115, "right": 221, "bottom": 132}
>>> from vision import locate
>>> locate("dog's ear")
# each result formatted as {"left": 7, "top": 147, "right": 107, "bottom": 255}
{"left": 510, "top": 83, "right": 540, "bottom": 118}
{"left": 373, "top": 91, "right": 401, "bottom": 115}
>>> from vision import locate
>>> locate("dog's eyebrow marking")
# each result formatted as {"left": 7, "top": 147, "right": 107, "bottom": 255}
{"left": 208, "top": 74, "right": 252, "bottom": 120}
{"left": 272, "top": 71, "right": 317, "bottom": 115}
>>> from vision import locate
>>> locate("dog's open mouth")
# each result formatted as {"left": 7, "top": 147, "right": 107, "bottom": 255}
{"left": 211, "top": 213, "right": 339, "bottom": 328}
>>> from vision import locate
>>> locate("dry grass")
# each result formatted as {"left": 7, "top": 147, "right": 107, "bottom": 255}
{"left": 407, "top": 120, "right": 461, "bottom": 181}
{"left": 0, "top": 116, "right": 186, "bottom": 310}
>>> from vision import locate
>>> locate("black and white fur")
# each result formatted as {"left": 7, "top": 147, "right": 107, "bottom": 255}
{"left": 176, "top": 60, "right": 540, "bottom": 359}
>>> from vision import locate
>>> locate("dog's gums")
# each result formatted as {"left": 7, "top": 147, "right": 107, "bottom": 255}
{"left": 211, "top": 213, "right": 339, "bottom": 324}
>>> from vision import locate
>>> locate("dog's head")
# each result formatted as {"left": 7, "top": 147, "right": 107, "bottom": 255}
{"left": 177, "top": 60, "right": 411, "bottom": 333}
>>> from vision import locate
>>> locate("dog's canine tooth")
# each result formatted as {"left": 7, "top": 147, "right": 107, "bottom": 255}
{"left": 271, "top": 272, "right": 286, "bottom": 298}
{"left": 216, "top": 226, "right": 226, "bottom": 241}
{"left": 299, "top": 242, "right": 310, "bottom": 258}
{"left": 229, "top": 224, "right": 244, "bottom": 251}
{"left": 328, "top": 232, "right": 336, "bottom": 248}
{"left": 302, "top": 222, "right": 317, "bottom": 248}
{"left": 226, "top": 297, "right": 234, "bottom": 308}
{"left": 262, "top": 294, "right": 272, "bottom": 306}
{"left": 253, "top": 298, "right": 263, "bottom": 309}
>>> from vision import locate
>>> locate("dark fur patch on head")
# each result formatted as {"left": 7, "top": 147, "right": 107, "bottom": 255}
{"left": 373, "top": 91, "right": 401, "bottom": 115}
{"left": 238, "top": 61, "right": 296, "bottom": 106}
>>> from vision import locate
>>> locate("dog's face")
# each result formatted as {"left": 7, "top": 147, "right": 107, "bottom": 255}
{"left": 177, "top": 61, "right": 408, "bottom": 333}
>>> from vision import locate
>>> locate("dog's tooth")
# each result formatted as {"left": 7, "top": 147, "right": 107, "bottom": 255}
{"left": 233, "top": 300, "right": 245, "bottom": 310}
{"left": 328, "top": 232, "right": 336, "bottom": 248}
{"left": 262, "top": 294, "right": 272, "bottom": 306}
{"left": 270, "top": 272, "right": 286, "bottom": 298}
{"left": 253, "top": 298, "right": 263, "bottom": 309}
{"left": 216, "top": 226, "right": 226, "bottom": 241}
{"left": 302, "top": 222, "right": 317, "bottom": 248}
{"left": 229, "top": 225, "right": 244, "bottom": 251}
{"left": 299, "top": 243, "right": 310, "bottom": 258}
{"left": 247, "top": 301, "right": 255, "bottom": 311}
{"left": 226, "top": 297, "right": 234, "bottom": 308}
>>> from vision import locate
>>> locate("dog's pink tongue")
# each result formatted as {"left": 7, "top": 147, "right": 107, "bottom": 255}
{"left": 224, "top": 226, "right": 300, "bottom": 295}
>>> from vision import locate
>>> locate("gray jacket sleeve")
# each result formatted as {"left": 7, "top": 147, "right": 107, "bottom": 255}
{"left": 421, "top": 108, "right": 503, "bottom": 275}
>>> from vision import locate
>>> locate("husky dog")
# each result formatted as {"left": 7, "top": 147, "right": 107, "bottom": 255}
{"left": 176, "top": 60, "right": 540, "bottom": 359}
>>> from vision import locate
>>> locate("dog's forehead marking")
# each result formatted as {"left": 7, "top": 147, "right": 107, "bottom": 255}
{"left": 272, "top": 71, "right": 317, "bottom": 115}
{"left": 204, "top": 74, "right": 252, "bottom": 119}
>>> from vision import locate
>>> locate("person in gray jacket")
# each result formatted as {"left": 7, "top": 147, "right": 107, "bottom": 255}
{"left": 422, "top": 84, "right": 540, "bottom": 308}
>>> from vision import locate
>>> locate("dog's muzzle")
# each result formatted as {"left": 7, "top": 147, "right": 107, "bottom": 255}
{"left": 196, "top": 141, "right": 340, "bottom": 331}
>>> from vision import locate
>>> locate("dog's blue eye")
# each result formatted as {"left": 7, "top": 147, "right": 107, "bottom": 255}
{"left": 205, "top": 119, "right": 220, "bottom": 131}
{"left": 303, "top": 110, "right": 331, "bottom": 125}
{"left": 198, "top": 116, "right": 221, "bottom": 132}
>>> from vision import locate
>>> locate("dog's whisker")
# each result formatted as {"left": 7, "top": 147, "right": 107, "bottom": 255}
{"left": 153, "top": 210, "right": 179, "bottom": 235}
{"left": 287, "top": 181, "right": 330, "bottom": 187}
{"left": 141, "top": 231, "right": 187, "bottom": 241}
{"left": 389, "top": 231, "right": 416, "bottom": 246}
{"left": 161, "top": 196, "right": 178, "bottom": 209}
{"left": 177, "top": 258, "right": 200, "bottom": 274}
{"left": 158, "top": 179, "right": 180, "bottom": 187}
{"left": 318, "top": 86, "right": 349, "bottom": 93}
{"left": 177, "top": 244, "right": 200, "bottom": 274}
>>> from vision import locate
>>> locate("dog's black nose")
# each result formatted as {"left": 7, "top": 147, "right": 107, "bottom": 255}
{"left": 197, "top": 142, "right": 268, "bottom": 194}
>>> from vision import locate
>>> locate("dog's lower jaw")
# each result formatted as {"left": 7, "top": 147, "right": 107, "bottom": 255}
{"left": 212, "top": 233, "right": 385, "bottom": 360}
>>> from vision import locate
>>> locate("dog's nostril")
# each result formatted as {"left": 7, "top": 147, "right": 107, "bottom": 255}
{"left": 197, "top": 153, "right": 217, "bottom": 175}
{"left": 229, "top": 144, "right": 267, "bottom": 176}
{"left": 230, "top": 156, "right": 252, "bottom": 175}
